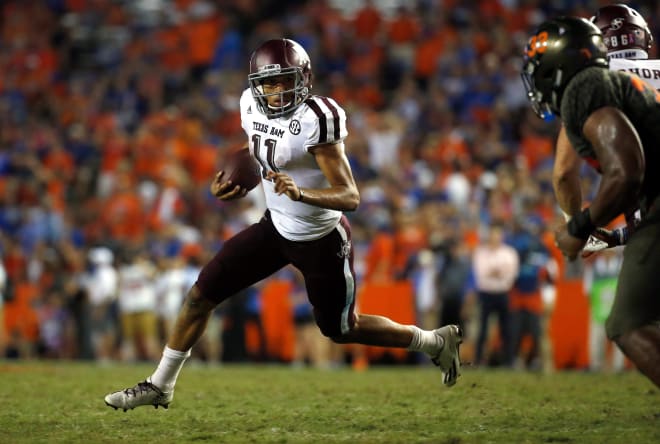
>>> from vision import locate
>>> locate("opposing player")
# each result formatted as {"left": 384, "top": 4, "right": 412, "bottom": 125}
{"left": 104, "top": 39, "right": 462, "bottom": 411}
{"left": 522, "top": 16, "right": 660, "bottom": 388}
{"left": 552, "top": 4, "right": 659, "bottom": 251}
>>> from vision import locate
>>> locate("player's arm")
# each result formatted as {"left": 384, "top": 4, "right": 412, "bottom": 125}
{"left": 552, "top": 125, "right": 582, "bottom": 218}
{"left": 267, "top": 141, "right": 360, "bottom": 211}
{"left": 570, "top": 107, "right": 645, "bottom": 236}
{"left": 555, "top": 107, "right": 644, "bottom": 259}
{"left": 555, "top": 124, "right": 628, "bottom": 256}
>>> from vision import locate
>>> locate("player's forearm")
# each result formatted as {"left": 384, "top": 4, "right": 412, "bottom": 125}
{"left": 553, "top": 174, "right": 582, "bottom": 217}
{"left": 298, "top": 185, "right": 360, "bottom": 211}
{"left": 553, "top": 126, "right": 583, "bottom": 216}
{"left": 589, "top": 172, "right": 641, "bottom": 227}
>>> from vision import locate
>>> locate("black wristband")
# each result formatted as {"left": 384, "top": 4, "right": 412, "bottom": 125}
{"left": 567, "top": 208, "right": 596, "bottom": 240}
{"left": 296, "top": 188, "right": 304, "bottom": 202}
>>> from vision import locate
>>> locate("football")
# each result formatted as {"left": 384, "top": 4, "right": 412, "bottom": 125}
{"left": 223, "top": 147, "right": 262, "bottom": 191}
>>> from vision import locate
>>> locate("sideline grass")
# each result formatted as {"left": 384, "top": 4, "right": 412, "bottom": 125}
{"left": 0, "top": 361, "right": 658, "bottom": 443}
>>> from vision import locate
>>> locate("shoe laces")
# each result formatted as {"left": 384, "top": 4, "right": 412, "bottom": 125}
{"left": 124, "top": 381, "right": 162, "bottom": 398}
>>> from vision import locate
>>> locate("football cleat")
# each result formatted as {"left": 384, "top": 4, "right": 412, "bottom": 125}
{"left": 430, "top": 325, "right": 463, "bottom": 387}
{"left": 104, "top": 379, "right": 173, "bottom": 411}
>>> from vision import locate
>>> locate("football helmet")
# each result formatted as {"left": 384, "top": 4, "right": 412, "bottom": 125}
{"left": 521, "top": 17, "right": 608, "bottom": 120}
{"left": 591, "top": 4, "right": 653, "bottom": 56}
{"left": 248, "top": 39, "right": 313, "bottom": 118}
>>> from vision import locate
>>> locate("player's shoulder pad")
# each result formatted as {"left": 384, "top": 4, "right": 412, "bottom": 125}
{"left": 301, "top": 95, "right": 348, "bottom": 145}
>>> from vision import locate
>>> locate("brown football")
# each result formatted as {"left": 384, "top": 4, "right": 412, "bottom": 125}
{"left": 223, "top": 147, "right": 261, "bottom": 191}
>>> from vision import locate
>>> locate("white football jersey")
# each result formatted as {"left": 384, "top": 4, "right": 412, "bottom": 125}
{"left": 609, "top": 58, "right": 660, "bottom": 90}
{"left": 239, "top": 88, "right": 348, "bottom": 242}
{"left": 117, "top": 262, "right": 157, "bottom": 313}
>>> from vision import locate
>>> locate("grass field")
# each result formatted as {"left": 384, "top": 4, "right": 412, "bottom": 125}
{"left": 0, "top": 361, "right": 658, "bottom": 444}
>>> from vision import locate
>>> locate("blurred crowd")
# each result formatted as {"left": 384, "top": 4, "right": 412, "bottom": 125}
{"left": 1, "top": 0, "right": 657, "bottom": 370}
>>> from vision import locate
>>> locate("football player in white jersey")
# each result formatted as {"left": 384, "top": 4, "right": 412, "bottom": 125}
{"left": 552, "top": 4, "right": 657, "bottom": 253}
{"left": 105, "top": 39, "right": 463, "bottom": 411}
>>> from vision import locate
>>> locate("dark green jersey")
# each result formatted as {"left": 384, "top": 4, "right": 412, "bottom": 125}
{"left": 561, "top": 66, "right": 660, "bottom": 216}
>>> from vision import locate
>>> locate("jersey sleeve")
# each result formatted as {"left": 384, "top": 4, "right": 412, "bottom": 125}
{"left": 561, "top": 67, "right": 622, "bottom": 159}
{"left": 302, "top": 96, "right": 348, "bottom": 150}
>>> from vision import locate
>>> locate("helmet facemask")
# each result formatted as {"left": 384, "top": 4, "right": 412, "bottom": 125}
{"left": 521, "top": 59, "right": 558, "bottom": 121}
{"left": 248, "top": 64, "right": 310, "bottom": 118}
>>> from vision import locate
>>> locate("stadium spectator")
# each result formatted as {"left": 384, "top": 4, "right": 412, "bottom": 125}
{"left": 154, "top": 254, "right": 188, "bottom": 346}
{"left": 81, "top": 247, "right": 119, "bottom": 362}
{"left": 508, "top": 217, "right": 553, "bottom": 370}
{"left": 116, "top": 247, "right": 159, "bottom": 362}
{"left": 472, "top": 221, "right": 519, "bottom": 367}
{"left": 435, "top": 238, "right": 473, "bottom": 336}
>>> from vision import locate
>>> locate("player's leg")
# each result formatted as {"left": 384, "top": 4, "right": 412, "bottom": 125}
{"left": 527, "top": 310, "right": 542, "bottom": 370}
{"left": 589, "top": 317, "right": 605, "bottom": 371}
{"left": 104, "top": 214, "right": 290, "bottom": 410}
{"left": 509, "top": 307, "right": 522, "bottom": 367}
{"left": 475, "top": 292, "right": 493, "bottom": 366}
{"left": 606, "top": 223, "right": 660, "bottom": 388}
{"left": 494, "top": 293, "right": 512, "bottom": 367}
{"left": 289, "top": 216, "right": 462, "bottom": 386}
{"left": 615, "top": 326, "right": 660, "bottom": 386}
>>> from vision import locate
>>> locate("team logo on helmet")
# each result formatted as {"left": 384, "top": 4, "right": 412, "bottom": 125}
{"left": 610, "top": 18, "right": 624, "bottom": 30}
{"left": 289, "top": 119, "right": 301, "bottom": 135}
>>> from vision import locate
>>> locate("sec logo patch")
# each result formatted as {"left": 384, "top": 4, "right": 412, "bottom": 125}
{"left": 289, "top": 119, "right": 301, "bottom": 135}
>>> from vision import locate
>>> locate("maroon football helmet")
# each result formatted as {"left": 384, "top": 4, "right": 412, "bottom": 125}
{"left": 590, "top": 4, "right": 653, "bottom": 55}
{"left": 248, "top": 39, "right": 313, "bottom": 118}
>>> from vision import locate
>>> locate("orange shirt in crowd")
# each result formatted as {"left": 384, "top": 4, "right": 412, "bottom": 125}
{"left": 431, "top": 132, "right": 470, "bottom": 169}
{"left": 388, "top": 12, "right": 420, "bottom": 44}
{"left": 184, "top": 15, "right": 222, "bottom": 66}
{"left": 348, "top": 44, "right": 384, "bottom": 81}
{"left": 43, "top": 146, "right": 74, "bottom": 177}
{"left": 156, "top": 25, "right": 189, "bottom": 72}
{"left": 520, "top": 133, "right": 554, "bottom": 171}
{"left": 213, "top": 110, "right": 242, "bottom": 138}
{"left": 353, "top": 4, "right": 382, "bottom": 40}
{"left": 3, "top": 280, "right": 40, "bottom": 342}
{"left": 478, "top": 0, "right": 506, "bottom": 20}
{"left": 503, "top": 5, "right": 535, "bottom": 34}
{"left": 393, "top": 225, "right": 427, "bottom": 276}
{"left": 100, "top": 134, "right": 129, "bottom": 173}
{"left": 103, "top": 187, "right": 146, "bottom": 242}
{"left": 187, "top": 142, "right": 218, "bottom": 186}
{"left": 133, "top": 129, "right": 168, "bottom": 180}
{"left": 65, "top": 0, "right": 86, "bottom": 12}
{"left": 414, "top": 31, "right": 445, "bottom": 79}
{"left": 364, "top": 231, "right": 396, "bottom": 282}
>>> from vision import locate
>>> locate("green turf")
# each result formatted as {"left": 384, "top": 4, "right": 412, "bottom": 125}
{"left": 0, "top": 362, "right": 657, "bottom": 444}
